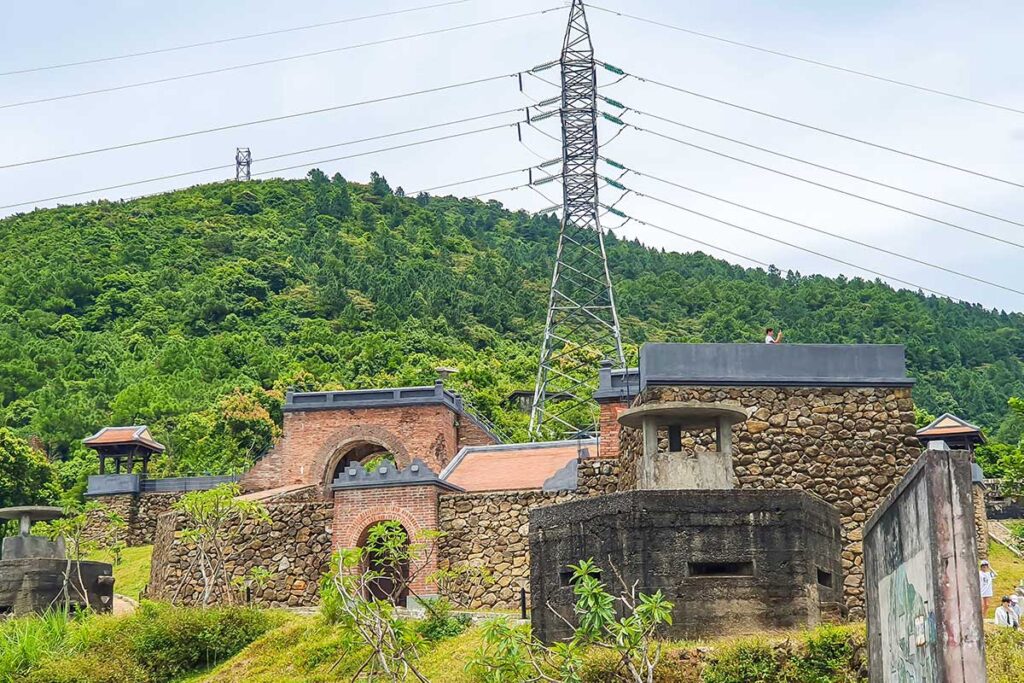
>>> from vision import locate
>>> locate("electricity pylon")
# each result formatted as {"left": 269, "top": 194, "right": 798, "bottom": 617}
{"left": 235, "top": 148, "right": 252, "bottom": 181}
{"left": 529, "top": 0, "right": 624, "bottom": 440}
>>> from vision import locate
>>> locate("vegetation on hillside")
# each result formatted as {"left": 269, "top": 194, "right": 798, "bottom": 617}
{"left": 2, "top": 171, "right": 1023, "bottom": 496}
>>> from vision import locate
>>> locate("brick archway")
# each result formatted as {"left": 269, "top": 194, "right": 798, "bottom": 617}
{"left": 314, "top": 425, "right": 412, "bottom": 488}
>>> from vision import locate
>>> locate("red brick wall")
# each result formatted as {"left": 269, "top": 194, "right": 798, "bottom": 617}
{"left": 241, "top": 404, "right": 460, "bottom": 493}
{"left": 332, "top": 485, "right": 442, "bottom": 595}
{"left": 597, "top": 400, "right": 627, "bottom": 460}
{"left": 457, "top": 416, "right": 499, "bottom": 448}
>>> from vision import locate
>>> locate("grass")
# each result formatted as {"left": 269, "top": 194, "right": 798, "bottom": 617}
{"left": 86, "top": 544, "right": 153, "bottom": 601}
{"left": 987, "top": 540, "right": 1024, "bottom": 619}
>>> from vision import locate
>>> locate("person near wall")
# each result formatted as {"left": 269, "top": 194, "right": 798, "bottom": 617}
{"left": 1011, "top": 595, "right": 1023, "bottom": 621}
{"left": 980, "top": 559, "right": 997, "bottom": 615}
{"left": 995, "top": 596, "right": 1020, "bottom": 628}
{"left": 764, "top": 327, "right": 783, "bottom": 344}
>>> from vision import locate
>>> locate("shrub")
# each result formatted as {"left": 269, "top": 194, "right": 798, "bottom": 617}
{"left": 13, "top": 602, "right": 279, "bottom": 683}
{"left": 127, "top": 602, "right": 275, "bottom": 681}
{"left": 700, "top": 639, "right": 781, "bottom": 683}
{"left": 987, "top": 626, "right": 1024, "bottom": 683}
{"left": 416, "top": 598, "right": 471, "bottom": 642}
{"left": 785, "top": 625, "right": 861, "bottom": 683}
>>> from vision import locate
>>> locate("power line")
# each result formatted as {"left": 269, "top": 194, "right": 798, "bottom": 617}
{"left": 604, "top": 209, "right": 773, "bottom": 269}
{"left": 587, "top": 4, "right": 1024, "bottom": 117}
{"left": 611, "top": 163, "right": 1024, "bottom": 296}
{"left": 620, "top": 120, "right": 1024, "bottom": 250}
{"left": 1, "top": 121, "right": 519, "bottom": 211}
{"left": 610, "top": 188, "right": 958, "bottom": 299}
{"left": 408, "top": 167, "right": 538, "bottom": 194}
{"left": 0, "top": 7, "right": 562, "bottom": 110}
{"left": 613, "top": 65, "right": 1024, "bottom": 190}
{"left": 0, "top": 0, "right": 475, "bottom": 77}
{"left": 0, "top": 73, "right": 518, "bottom": 169}
{"left": 620, "top": 105, "right": 1024, "bottom": 230}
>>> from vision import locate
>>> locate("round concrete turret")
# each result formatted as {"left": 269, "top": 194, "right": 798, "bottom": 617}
{"left": 618, "top": 402, "right": 748, "bottom": 490}
{"left": 0, "top": 506, "right": 63, "bottom": 536}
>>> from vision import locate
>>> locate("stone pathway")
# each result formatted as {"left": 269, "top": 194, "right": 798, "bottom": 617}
{"left": 989, "top": 520, "right": 1023, "bottom": 558}
{"left": 112, "top": 594, "right": 138, "bottom": 615}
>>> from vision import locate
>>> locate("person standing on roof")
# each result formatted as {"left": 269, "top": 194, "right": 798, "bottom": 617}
{"left": 764, "top": 327, "right": 783, "bottom": 344}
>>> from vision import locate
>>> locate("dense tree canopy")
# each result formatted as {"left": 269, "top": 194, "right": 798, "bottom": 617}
{"left": 2, "top": 170, "right": 1023, "bottom": 493}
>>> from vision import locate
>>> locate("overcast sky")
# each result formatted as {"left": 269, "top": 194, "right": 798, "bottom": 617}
{"left": 3, "top": 0, "right": 1024, "bottom": 312}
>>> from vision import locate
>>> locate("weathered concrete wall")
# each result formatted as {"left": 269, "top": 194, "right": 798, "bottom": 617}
{"left": 864, "top": 448, "right": 986, "bottom": 683}
{"left": 619, "top": 385, "right": 920, "bottom": 618}
{"left": 530, "top": 490, "right": 844, "bottom": 641}
{"left": 85, "top": 492, "right": 184, "bottom": 547}
{"left": 147, "top": 487, "right": 332, "bottom": 607}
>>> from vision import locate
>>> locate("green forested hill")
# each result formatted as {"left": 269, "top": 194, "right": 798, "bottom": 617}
{"left": 2, "top": 170, "right": 1023, "bottom": 488}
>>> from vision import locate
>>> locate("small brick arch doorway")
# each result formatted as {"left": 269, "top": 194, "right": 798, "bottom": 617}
{"left": 326, "top": 440, "right": 396, "bottom": 486}
{"left": 358, "top": 521, "right": 410, "bottom": 607}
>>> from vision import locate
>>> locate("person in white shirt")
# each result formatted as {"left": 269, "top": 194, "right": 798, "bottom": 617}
{"left": 764, "top": 327, "right": 783, "bottom": 344}
{"left": 995, "top": 596, "right": 1019, "bottom": 628}
{"left": 1011, "top": 595, "right": 1023, "bottom": 620}
{"left": 980, "top": 560, "right": 997, "bottom": 615}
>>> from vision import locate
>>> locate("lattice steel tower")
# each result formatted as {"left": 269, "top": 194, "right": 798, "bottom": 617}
{"left": 235, "top": 147, "right": 252, "bottom": 181}
{"left": 529, "top": 0, "right": 624, "bottom": 439}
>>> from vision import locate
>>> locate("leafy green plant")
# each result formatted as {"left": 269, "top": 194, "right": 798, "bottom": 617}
{"left": 172, "top": 483, "right": 271, "bottom": 606}
{"left": 416, "top": 597, "right": 471, "bottom": 642}
{"left": 469, "top": 558, "right": 673, "bottom": 683}
{"left": 322, "top": 520, "right": 444, "bottom": 681}
{"left": 784, "top": 625, "right": 859, "bottom": 683}
{"left": 231, "top": 566, "right": 274, "bottom": 602}
{"left": 700, "top": 639, "right": 781, "bottom": 683}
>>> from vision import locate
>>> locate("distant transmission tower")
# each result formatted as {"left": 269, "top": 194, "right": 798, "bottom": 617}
{"left": 235, "top": 147, "right": 251, "bottom": 181}
{"left": 529, "top": 0, "right": 625, "bottom": 440}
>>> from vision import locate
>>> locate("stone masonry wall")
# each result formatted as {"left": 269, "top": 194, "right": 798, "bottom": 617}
{"left": 575, "top": 458, "right": 621, "bottom": 496}
{"left": 973, "top": 482, "right": 990, "bottom": 561}
{"left": 84, "top": 493, "right": 184, "bottom": 547}
{"left": 620, "top": 385, "right": 920, "bottom": 619}
{"left": 437, "top": 490, "right": 574, "bottom": 610}
{"left": 434, "top": 459, "right": 618, "bottom": 610}
{"left": 147, "top": 495, "right": 333, "bottom": 607}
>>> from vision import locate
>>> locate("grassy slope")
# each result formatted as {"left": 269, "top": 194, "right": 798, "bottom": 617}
{"left": 988, "top": 540, "right": 1024, "bottom": 619}
{"left": 87, "top": 544, "right": 153, "bottom": 601}
{"left": 193, "top": 616, "right": 484, "bottom": 683}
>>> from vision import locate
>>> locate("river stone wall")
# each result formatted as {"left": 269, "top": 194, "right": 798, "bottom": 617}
{"left": 618, "top": 384, "right": 920, "bottom": 619}
{"left": 436, "top": 490, "right": 573, "bottom": 609}
{"left": 147, "top": 489, "right": 332, "bottom": 607}
{"left": 84, "top": 493, "right": 184, "bottom": 547}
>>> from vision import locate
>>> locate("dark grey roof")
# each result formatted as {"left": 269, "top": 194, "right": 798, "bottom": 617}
{"left": 639, "top": 343, "right": 913, "bottom": 388}
{"left": 285, "top": 381, "right": 501, "bottom": 443}
{"left": 594, "top": 361, "right": 640, "bottom": 402}
{"left": 331, "top": 458, "right": 464, "bottom": 492}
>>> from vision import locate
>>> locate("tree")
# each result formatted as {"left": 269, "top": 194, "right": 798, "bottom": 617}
{"left": 172, "top": 484, "right": 270, "bottom": 606}
{"left": 469, "top": 558, "right": 673, "bottom": 683}
{"left": 0, "top": 427, "right": 58, "bottom": 508}
{"left": 320, "top": 521, "right": 443, "bottom": 682}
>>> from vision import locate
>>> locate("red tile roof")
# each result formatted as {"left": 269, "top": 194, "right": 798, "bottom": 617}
{"left": 443, "top": 441, "right": 590, "bottom": 492}
{"left": 916, "top": 413, "right": 985, "bottom": 443}
{"left": 83, "top": 426, "right": 165, "bottom": 452}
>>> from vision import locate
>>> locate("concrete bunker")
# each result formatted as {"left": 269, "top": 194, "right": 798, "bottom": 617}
{"left": 0, "top": 506, "right": 114, "bottom": 616}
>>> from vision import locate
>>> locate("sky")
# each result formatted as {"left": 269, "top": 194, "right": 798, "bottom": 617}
{"left": 2, "top": 0, "right": 1024, "bottom": 312}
